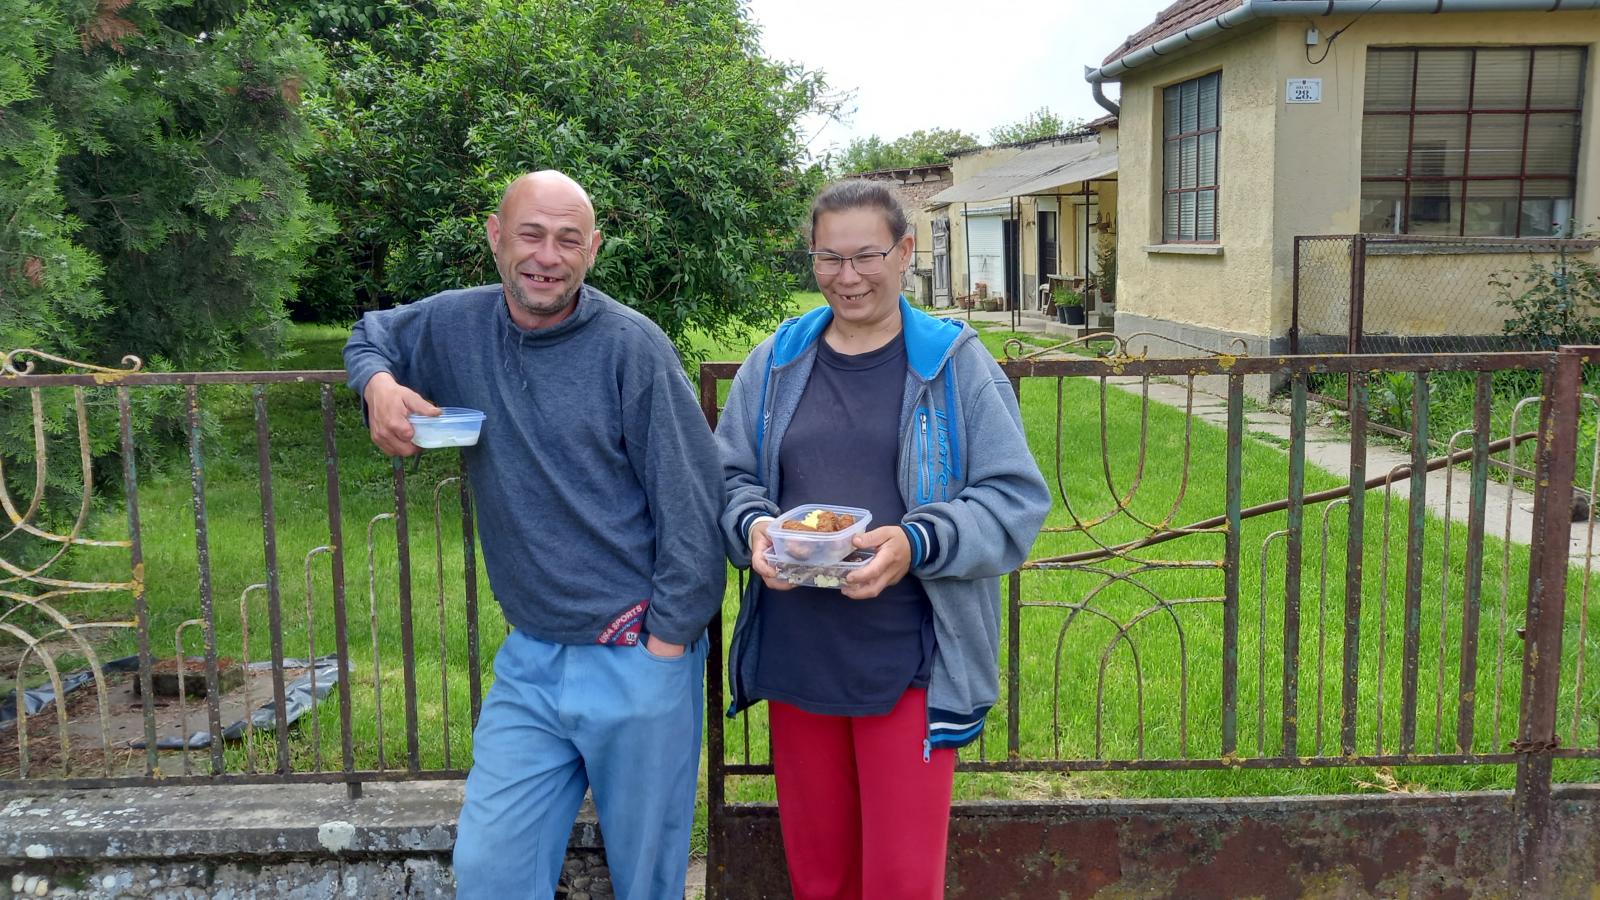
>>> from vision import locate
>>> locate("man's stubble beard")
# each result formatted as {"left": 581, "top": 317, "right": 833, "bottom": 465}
{"left": 505, "top": 274, "right": 583, "bottom": 321}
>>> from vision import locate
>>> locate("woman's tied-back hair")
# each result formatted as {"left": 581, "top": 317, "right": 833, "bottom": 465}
{"left": 809, "top": 181, "right": 910, "bottom": 246}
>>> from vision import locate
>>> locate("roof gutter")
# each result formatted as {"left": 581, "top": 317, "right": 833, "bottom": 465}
{"left": 1085, "top": 0, "right": 1600, "bottom": 84}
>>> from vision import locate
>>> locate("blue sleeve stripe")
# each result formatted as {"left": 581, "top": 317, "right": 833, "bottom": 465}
{"left": 928, "top": 719, "right": 987, "bottom": 747}
{"left": 740, "top": 509, "right": 767, "bottom": 544}
{"left": 903, "top": 521, "right": 938, "bottom": 570}
{"left": 900, "top": 523, "right": 925, "bottom": 567}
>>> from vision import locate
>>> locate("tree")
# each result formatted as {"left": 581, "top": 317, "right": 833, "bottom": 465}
{"left": 831, "top": 128, "right": 981, "bottom": 175}
{"left": 1, "top": 0, "right": 106, "bottom": 362}
{"left": 297, "top": 0, "right": 831, "bottom": 354}
{"left": 989, "top": 106, "right": 1084, "bottom": 145}
{"left": 1, "top": 0, "right": 331, "bottom": 370}
{"left": 2, "top": 0, "right": 331, "bottom": 521}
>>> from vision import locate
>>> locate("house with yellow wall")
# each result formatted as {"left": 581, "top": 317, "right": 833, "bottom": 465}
{"left": 1086, "top": 0, "right": 1600, "bottom": 368}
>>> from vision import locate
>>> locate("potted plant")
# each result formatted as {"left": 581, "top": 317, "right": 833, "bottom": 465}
{"left": 1052, "top": 285, "right": 1084, "bottom": 325}
{"left": 1093, "top": 234, "right": 1118, "bottom": 308}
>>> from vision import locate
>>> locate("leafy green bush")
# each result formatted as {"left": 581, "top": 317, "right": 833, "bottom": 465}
{"left": 1493, "top": 237, "right": 1600, "bottom": 350}
{"left": 298, "top": 0, "right": 831, "bottom": 355}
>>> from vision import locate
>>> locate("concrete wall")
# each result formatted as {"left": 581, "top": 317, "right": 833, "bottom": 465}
{"left": 10, "top": 781, "right": 1600, "bottom": 898}
{"left": 0, "top": 783, "right": 612, "bottom": 900}
{"left": 1112, "top": 10, "right": 1600, "bottom": 351}
{"left": 716, "top": 788, "right": 1600, "bottom": 898}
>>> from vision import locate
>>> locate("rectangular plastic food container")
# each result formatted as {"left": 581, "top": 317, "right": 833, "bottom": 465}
{"left": 767, "top": 504, "right": 872, "bottom": 565}
{"left": 763, "top": 549, "right": 875, "bottom": 589}
{"left": 408, "top": 407, "right": 486, "bottom": 448}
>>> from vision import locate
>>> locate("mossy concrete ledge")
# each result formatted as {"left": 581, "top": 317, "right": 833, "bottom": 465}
{"left": 0, "top": 782, "right": 611, "bottom": 898}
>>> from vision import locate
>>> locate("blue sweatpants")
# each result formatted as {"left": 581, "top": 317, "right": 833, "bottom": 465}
{"left": 452, "top": 628, "right": 707, "bottom": 899}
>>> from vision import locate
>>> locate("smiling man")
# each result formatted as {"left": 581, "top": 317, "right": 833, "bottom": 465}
{"left": 343, "top": 170, "right": 724, "bottom": 900}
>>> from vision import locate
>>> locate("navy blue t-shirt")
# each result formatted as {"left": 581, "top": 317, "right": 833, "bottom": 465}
{"left": 752, "top": 333, "right": 935, "bottom": 717}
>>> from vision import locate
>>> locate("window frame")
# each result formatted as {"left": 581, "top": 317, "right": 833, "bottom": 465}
{"left": 1161, "top": 70, "right": 1223, "bottom": 244}
{"left": 1360, "top": 45, "right": 1586, "bottom": 238}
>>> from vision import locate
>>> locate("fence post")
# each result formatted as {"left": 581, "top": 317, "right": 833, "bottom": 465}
{"left": 699, "top": 362, "right": 728, "bottom": 900}
{"left": 1290, "top": 237, "right": 1302, "bottom": 355}
{"left": 1510, "top": 347, "right": 1581, "bottom": 889}
{"left": 1347, "top": 234, "right": 1367, "bottom": 355}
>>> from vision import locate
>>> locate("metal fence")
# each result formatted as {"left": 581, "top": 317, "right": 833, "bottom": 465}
{"left": 704, "top": 343, "right": 1599, "bottom": 893}
{"left": 0, "top": 350, "right": 486, "bottom": 795}
{"left": 1291, "top": 234, "right": 1600, "bottom": 355}
{"left": 5, "top": 342, "right": 1600, "bottom": 891}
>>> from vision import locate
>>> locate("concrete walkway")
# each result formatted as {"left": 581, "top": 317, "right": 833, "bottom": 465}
{"left": 970, "top": 308, "right": 1599, "bottom": 564}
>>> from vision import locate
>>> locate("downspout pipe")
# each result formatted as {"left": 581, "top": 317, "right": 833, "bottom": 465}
{"left": 1090, "top": 78, "right": 1120, "bottom": 119}
{"left": 1085, "top": 0, "right": 1600, "bottom": 84}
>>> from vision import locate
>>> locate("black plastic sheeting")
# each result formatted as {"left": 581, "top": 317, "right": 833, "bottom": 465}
{"left": 0, "top": 655, "right": 341, "bottom": 751}
{"left": 0, "top": 655, "right": 141, "bottom": 724}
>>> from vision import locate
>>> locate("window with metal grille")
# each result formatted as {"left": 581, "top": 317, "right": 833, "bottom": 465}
{"left": 1162, "top": 71, "right": 1222, "bottom": 243}
{"left": 1360, "top": 46, "right": 1586, "bottom": 237}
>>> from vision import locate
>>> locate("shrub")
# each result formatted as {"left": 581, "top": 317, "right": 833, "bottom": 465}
{"left": 1493, "top": 234, "right": 1600, "bottom": 350}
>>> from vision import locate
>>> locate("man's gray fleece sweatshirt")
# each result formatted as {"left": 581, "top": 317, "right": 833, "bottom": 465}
{"left": 343, "top": 284, "right": 725, "bottom": 646}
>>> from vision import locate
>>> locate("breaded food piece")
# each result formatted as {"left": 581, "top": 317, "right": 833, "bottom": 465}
{"left": 783, "top": 510, "right": 857, "bottom": 533}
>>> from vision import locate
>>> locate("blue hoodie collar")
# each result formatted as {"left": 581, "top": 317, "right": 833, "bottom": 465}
{"left": 770, "top": 296, "right": 966, "bottom": 379}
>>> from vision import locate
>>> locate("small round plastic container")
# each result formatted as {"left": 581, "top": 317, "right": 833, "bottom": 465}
{"left": 408, "top": 407, "right": 486, "bottom": 448}
{"left": 767, "top": 504, "right": 872, "bottom": 565}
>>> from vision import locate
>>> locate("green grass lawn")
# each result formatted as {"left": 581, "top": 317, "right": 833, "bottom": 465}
{"left": 681, "top": 292, "right": 828, "bottom": 363}
{"left": 14, "top": 299, "right": 1600, "bottom": 817}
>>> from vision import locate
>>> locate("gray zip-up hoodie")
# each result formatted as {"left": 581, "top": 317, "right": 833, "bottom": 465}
{"left": 344, "top": 284, "right": 725, "bottom": 646}
{"left": 717, "top": 297, "right": 1050, "bottom": 749}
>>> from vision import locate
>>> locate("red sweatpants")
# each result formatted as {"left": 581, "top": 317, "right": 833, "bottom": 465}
{"left": 768, "top": 688, "right": 958, "bottom": 900}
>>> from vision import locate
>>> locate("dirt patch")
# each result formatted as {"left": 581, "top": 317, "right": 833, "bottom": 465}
{"left": 0, "top": 636, "right": 92, "bottom": 675}
{"left": 0, "top": 663, "right": 309, "bottom": 778}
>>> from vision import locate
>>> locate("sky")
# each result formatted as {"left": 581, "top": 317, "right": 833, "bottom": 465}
{"left": 742, "top": 0, "right": 1175, "bottom": 158}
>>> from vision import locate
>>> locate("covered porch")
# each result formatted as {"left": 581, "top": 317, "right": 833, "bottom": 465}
{"left": 925, "top": 139, "right": 1118, "bottom": 325}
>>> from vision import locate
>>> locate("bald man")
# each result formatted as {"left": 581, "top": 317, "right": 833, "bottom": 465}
{"left": 344, "top": 171, "right": 724, "bottom": 899}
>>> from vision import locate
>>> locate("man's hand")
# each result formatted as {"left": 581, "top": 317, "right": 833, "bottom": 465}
{"left": 645, "top": 634, "right": 685, "bottom": 658}
{"left": 842, "top": 526, "right": 912, "bottom": 600}
{"left": 748, "top": 519, "right": 796, "bottom": 592}
{"left": 363, "top": 372, "right": 441, "bottom": 457}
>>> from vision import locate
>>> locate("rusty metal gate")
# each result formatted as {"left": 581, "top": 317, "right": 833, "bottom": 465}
{"left": 701, "top": 344, "right": 1600, "bottom": 896}
{"left": 4, "top": 342, "right": 1600, "bottom": 895}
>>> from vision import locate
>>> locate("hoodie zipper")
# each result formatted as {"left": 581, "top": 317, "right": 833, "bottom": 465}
{"left": 916, "top": 407, "right": 931, "bottom": 503}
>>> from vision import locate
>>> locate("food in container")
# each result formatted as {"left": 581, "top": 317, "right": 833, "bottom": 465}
{"left": 763, "top": 548, "right": 875, "bottom": 589}
{"left": 767, "top": 504, "right": 872, "bottom": 565}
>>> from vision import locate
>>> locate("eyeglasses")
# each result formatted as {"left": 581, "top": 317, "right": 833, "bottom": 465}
{"left": 809, "top": 248, "right": 894, "bottom": 276}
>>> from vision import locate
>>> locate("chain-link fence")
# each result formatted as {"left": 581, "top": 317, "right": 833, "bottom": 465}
{"left": 1292, "top": 234, "right": 1600, "bottom": 354}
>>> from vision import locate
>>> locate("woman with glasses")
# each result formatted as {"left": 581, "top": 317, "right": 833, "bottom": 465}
{"left": 715, "top": 180, "right": 1050, "bottom": 899}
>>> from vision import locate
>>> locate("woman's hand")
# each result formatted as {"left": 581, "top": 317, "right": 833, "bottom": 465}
{"left": 749, "top": 519, "right": 797, "bottom": 592}
{"left": 842, "top": 526, "right": 912, "bottom": 600}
